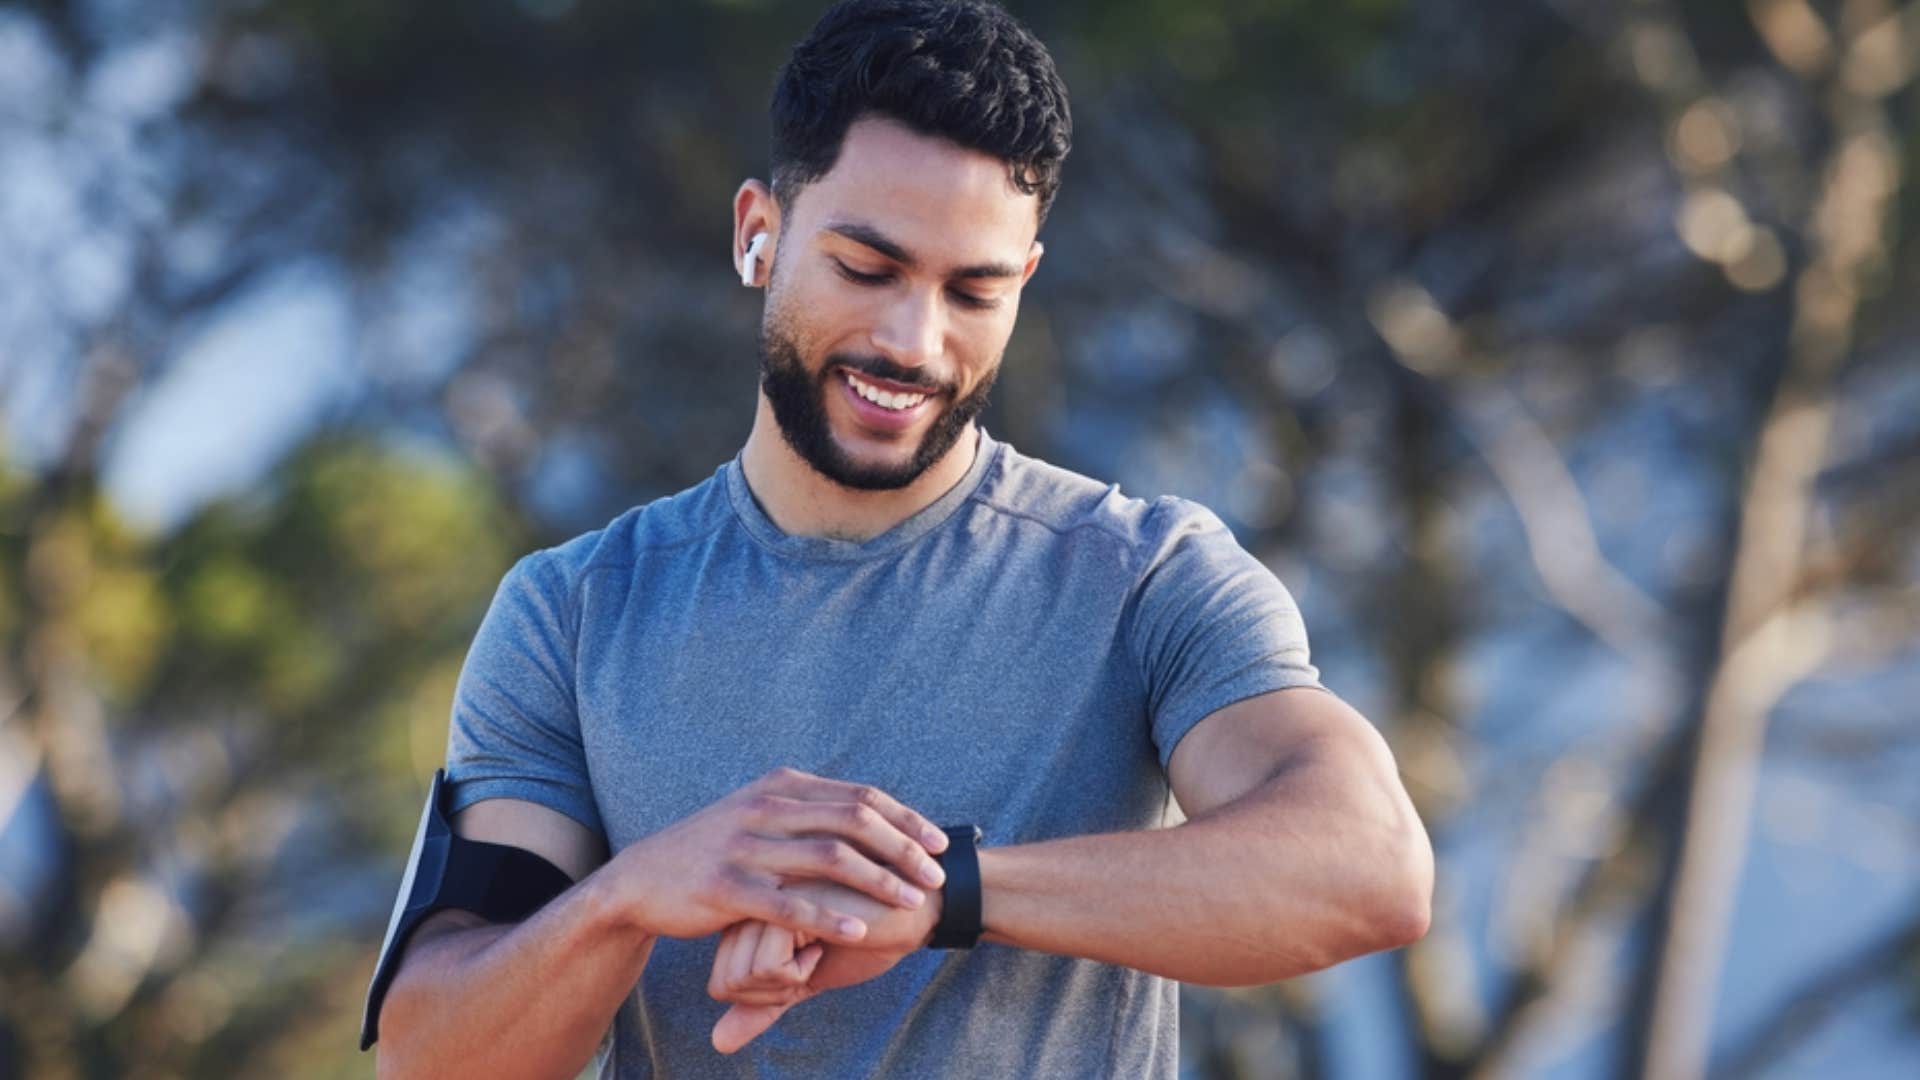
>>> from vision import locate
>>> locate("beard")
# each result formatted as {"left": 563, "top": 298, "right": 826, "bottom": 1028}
{"left": 758, "top": 317, "right": 996, "bottom": 491}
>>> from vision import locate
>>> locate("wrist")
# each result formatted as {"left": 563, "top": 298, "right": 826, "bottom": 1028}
{"left": 975, "top": 846, "right": 1000, "bottom": 939}
{"left": 917, "top": 882, "right": 945, "bottom": 948}
{"left": 928, "top": 824, "right": 984, "bottom": 949}
{"left": 584, "top": 855, "right": 656, "bottom": 940}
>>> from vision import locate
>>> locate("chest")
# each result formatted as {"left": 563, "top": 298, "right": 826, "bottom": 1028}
{"left": 569, "top": 546, "right": 1164, "bottom": 852}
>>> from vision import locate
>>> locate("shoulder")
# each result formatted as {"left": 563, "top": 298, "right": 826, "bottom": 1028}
{"left": 970, "top": 439, "right": 1233, "bottom": 571}
{"left": 511, "top": 462, "right": 733, "bottom": 596}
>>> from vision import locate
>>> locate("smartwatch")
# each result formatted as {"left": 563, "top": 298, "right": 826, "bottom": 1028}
{"left": 929, "top": 824, "right": 984, "bottom": 949}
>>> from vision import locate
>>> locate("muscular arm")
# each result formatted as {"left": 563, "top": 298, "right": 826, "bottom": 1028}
{"left": 374, "top": 769, "right": 949, "bottom": 1079}
{"left": 375, "top": 799, "right": 646, "bottom": 1080}
{"left": 974, "top": 687, "right": 1432, "bottom": 985}
{"left": 705, "top": 687, "right": 1433, "bottom": 1054}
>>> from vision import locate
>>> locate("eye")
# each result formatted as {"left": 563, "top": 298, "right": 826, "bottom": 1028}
{"left": 948, "top": 289, "right": 999, "bottom": 312}
{"left": 832, "top": 259, "right": 891, "bottom": 286}
{"left": 834, "top": 258, "right": 1000, "bottom": 311}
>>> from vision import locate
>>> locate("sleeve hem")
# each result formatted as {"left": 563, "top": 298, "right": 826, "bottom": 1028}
{"left": 1154, "top": 675, "right": 1332, "bottom": 771}
{"left": 445, "top": 775, "right": 605, "bottom": 840}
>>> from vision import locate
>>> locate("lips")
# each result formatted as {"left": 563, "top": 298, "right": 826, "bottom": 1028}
{"left": 837, "top": 368, "right": 934, "bottom": 432}
{"left": 849, "top": 370, "right": 928, "bottom": 406}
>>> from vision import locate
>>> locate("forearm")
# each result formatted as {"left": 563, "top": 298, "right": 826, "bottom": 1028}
{"left": 976, "top": 742, "right": 1431, "bottom": 985}
{"left": 376, "top": 873, "right": 654, "bottom": 1080}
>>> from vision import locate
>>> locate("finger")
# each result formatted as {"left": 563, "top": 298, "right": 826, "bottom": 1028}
{"left": 736, "top": 833, "right": 929, "bottom": 910}
{"left": 721, "top": 943, "right": 813, "bottom": 1003}
{"left": 708, "top": 924, "right": 743, "bottom": 1001}
{"left": 712, "top": 1002, "right": 793, "bottom": 1055}
{"left": 755, "top": 772, "right": 949, "bottom": 856}
{"left": 743, "top": 798, "right": 947, "bottom": 893}
{"left": 727, "top": 920, "right": 765, "bottom": 993}
{"left": 718, "top": 986, "right": 809, "bottom": 1007}
{"left": 794, "top": 942, "right": 824, "bottom": 983}
{"left": 711, "top": 927, "right": 805, "bottom": 1004}
{"left": 728, "top": 924, "right": 802, "bottom": 998}
{"left": 723, "top": 875, "right": 868, "bottom": 945}
{"left": 753, "top": 920, "right": 801, "bottom": 982}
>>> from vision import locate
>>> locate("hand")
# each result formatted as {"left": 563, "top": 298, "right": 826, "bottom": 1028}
{"left": 707, "top": 880, "right": 942, "bottom": 1054}
{"left": 603, "top": 767, "right": 949, "bottom": 946}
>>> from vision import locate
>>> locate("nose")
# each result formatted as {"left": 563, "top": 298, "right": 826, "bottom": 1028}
{"left": 869, "top": 286, "right": 946, "bottom": 373}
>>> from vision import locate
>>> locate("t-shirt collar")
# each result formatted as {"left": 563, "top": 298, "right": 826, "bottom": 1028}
{"left": 725, "top": 425, "right": 1002, "bottom": 562}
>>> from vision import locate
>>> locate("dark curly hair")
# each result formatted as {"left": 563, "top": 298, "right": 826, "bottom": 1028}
{"left": 770, "top": 0, "right": 1072, "bottom": 230}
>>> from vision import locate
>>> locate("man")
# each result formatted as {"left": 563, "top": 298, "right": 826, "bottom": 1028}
{"left": 371, "top": 1, "right": 1432, "bottom": 1076}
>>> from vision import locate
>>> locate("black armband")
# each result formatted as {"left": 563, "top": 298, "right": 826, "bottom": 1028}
{"left": 360, "top": 769, "right": 574, "bottom": 1050}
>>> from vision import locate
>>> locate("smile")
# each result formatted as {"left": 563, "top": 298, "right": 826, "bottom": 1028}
{"left": 840, "top": 370, "right": 930, "bottom": 411}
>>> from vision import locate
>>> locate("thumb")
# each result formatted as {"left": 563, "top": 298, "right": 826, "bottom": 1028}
{"left": 795, "top": 943, "right": 825, "bottom": 982}
{"left": 712, "top": 1002, "right": 792, "bottom": 1055}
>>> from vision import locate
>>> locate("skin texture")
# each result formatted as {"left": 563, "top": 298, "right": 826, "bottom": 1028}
{"left": 374, "top": 767, "right": 948, "bottom": 1079}
{"left": 375, "top": 115, "right": 1040, "bottom": 1080}
{"left": 756, "top": 292, "right": 995, "bottom": 492}
{"left": 375, "top": 113, "right": 1434, "bottom": 1074}
{"left": 734, "top": 114, "right": 1044, "bottom": 543}
{"left": 704, "top": 686, "right": 1433, "bottom": 1053}
{"left": 702, "top": 115, "right": 1432, "bottom": 1055}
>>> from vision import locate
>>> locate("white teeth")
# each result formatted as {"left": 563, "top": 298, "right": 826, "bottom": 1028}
{"left": 844, "top": 372, "right": 927, "bottom": 411}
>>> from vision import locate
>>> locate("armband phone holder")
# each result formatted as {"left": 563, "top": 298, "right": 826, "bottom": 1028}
{"left": 360, "top": 769, "right": 574, "bottom": 1050}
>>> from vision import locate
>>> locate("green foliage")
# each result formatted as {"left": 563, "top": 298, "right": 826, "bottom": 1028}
{"left": 0, "top": 435, "right": 522, "bottom": 1076}
{"left": 200, "top": 435, "right": 520, "bottom": 827}
{"left": 4, "top": 0, "right": 1917, "bottom": 1075}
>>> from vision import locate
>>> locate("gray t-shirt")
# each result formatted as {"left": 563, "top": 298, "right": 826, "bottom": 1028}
{"left": 446, "top": 426, "right": 1322, "bottom": 1078}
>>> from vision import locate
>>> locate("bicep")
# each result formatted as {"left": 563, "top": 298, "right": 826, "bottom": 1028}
{"left": 1128, "top": 500, "right": 1322, "bottom": 768}
{"left": 1166, "top": 687, "right": 1399, "bottom": 820}
{"left": 382, "top": 798, "right": 608, "bottom": 1033}
{"left": 452, "top": 796, "right": 608, "bottom": 883}
{"left": 407, "top": 797, "right": 605, "bottom": 952}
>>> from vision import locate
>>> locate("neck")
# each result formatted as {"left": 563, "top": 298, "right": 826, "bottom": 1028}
{"left": 738, "top": 393, "right": 981, "bottom": 543}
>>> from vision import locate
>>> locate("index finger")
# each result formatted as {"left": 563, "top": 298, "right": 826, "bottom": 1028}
{"left": 764, "top": 771, "right": 948, "bottom": 855}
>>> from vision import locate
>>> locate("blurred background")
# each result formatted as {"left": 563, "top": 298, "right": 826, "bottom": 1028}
{"left": 1, "top": 0, "right": 1916, "bottom": 1076}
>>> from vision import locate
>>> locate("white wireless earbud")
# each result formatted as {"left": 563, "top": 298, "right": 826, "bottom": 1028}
{"left": 741, "top": 232, "right": 769, "bottom": 286}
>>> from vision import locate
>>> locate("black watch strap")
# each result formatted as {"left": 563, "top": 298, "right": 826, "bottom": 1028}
{"left": 929, "top": 824, "right": 984, "bottom": 949}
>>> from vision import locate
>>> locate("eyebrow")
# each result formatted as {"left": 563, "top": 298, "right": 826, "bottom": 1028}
{"left": 823, "top": 221, "right": 1024, "bottom": 281}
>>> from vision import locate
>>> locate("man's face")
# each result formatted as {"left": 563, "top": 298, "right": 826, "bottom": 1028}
{"left": 757, "top": 115, "right": 1043, "bottom": 491}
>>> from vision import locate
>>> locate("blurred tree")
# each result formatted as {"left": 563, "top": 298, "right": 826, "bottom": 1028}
{"left": 0, "top": 432, "right": 518, "bottom": 1075}
{"left": 0, "top": 0, "right": 1915, "bottom": 1077}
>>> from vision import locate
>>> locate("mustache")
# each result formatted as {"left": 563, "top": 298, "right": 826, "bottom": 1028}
{"left": 827, "top": 354, "right": 951, "bottom": 394}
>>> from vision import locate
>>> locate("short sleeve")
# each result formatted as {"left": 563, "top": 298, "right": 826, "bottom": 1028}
{"left": 1125, "top": 498, "right": 1325, "bottom": 769}
{"left": 443, "top": 550, "right": 605, "bottom": 838}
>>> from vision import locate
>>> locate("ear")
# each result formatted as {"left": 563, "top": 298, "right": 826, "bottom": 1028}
{"left": 733, "top": 179, "right": 782, "bottom": 287}
{"left": 1020, "top": 240, "right": 1045, "bottom": 287}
